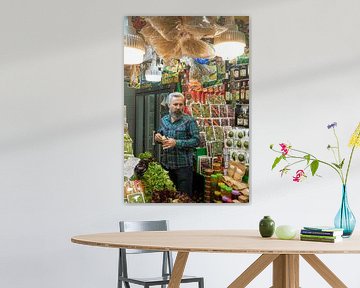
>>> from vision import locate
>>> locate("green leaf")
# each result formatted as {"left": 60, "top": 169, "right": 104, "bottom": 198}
{"left": 310, "top": 160, "right": 319, "bottom": 176}
{"left": 339, "top": 158, "right": 345, "bottom": 169}
{"left": 304, "top": 154, "right": 311, "bottom": 164}
{"left": 332, "top": 163, "right": 341, "bottom": 169}
{"left": 271, "top": 156, "right": 282, "bottom": 170}
{"left": 332, "top": 159, "right": 345, "bottom": 169}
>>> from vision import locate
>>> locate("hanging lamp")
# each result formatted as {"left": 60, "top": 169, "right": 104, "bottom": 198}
{"left": 213, "top": 16, "right": 246, "bottom": 60}
{"left": 124, "top": 16, "right": 145, "bottom": 65}
{"left": 145, "top": 54, "right": 162, "bottom": 82}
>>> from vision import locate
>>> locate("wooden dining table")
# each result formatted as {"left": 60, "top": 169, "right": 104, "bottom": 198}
{"left": 71, "top": 229, "right": 360, "bottom": 288}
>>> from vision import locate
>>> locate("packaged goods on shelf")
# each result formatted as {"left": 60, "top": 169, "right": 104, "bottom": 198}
{"left": 197, "top": 156, "right": 213, "bottom": 174}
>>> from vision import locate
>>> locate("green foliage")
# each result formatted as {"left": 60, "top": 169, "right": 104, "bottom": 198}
{"left": 141, "top": 162, "right": 176, "bottom": 201}
{"left": 271, "top": 156, "right": 282, "bottom": 170}
{"left": 332, "top": 159, "right": 345, "bottom": 169}
{"left": 310, "top": 160, "right": 319, "bottom": 176}
{"left": 272, "top": 155, "right": 286, "bottom": 170}
{"left": 138, "top": 151, "right": 153, "bottom": 160}
{"left": 304, "top": 154, "right": 311, "bottom": 164}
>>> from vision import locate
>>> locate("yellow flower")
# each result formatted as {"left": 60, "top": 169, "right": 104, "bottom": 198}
{"left": 349, "top": 122, "right": 360, "bottom": 148}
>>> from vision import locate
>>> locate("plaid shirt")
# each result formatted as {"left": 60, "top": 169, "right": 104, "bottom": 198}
{"left": 158, "top": 114, "right": 200, "bottom": 169}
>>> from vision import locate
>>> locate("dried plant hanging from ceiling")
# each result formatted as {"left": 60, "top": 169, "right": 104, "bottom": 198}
{"left": 138, "top": 16, "right": 228, "bottom": 61}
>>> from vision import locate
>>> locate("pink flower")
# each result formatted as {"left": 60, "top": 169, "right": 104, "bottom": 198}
{"left": 279, "top": 143, "right": 289, "bottom": 155}
{"left": 293, "top": 169, "right": 306, "bottom": 182}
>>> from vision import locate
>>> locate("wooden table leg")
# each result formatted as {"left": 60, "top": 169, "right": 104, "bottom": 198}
{"left": 228, "top": 254, "right": 279, "bottom": 288}
{"left": 272, "top": 254, "right": 299, "bottom": 288}
{"left": 301, "top": 254, "right": 347, "bottom": 288}
{"left": 168, "top": 252, "right": 189, "bottom": 288}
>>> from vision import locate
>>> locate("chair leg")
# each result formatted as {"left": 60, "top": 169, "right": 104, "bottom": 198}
{"left": 118, "top": 250, "right": 123, "bottom": 288}
{"left": 199, "top": 278, "right": 204, "bottom": 288}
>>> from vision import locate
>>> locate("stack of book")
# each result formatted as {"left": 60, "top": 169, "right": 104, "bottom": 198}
{"left": 300, "top": 226, "right": 344, "bottom": 243}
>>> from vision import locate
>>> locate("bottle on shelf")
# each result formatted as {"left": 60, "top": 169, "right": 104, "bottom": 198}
{"left": 240, "top": 64, "right": 248, "bottom": 79}
{"left": 240, "top": 82, "right": 246, "bottom": 103}
{"left": 243, "top": 106, "right": 249, "bottom": 128}
{"left": 225, "top": 82, "right": 232, "bottom": 104}
{"left": 245, "top": 81, "right": 250, "bottom": 104}
{"left": 233, "top": 66, "right": 240, "bottom": 80}
{"left": 235, "top": 102, "right": 244, "bottom": 127}
{"left": 224, "top": 60, "right": 230, "bottom": 81}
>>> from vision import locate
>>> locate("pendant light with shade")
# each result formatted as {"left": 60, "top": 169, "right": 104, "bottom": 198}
{"left": 124, "top": 16, "right": 145, "bottom": 65}
{"left": 213, "top": 16, "right": 246, "bottom": 60}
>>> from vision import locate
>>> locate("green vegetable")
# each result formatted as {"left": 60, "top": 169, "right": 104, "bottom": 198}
{"left": 226, "top": 139, "right": 233, "bottom": 147}
{"left": 238, "top": 153, "right": 245, "bottom": 162}
{"left": 138, "top": 151, "right": 153, "bottom": 160}
{"left": 243, "top": 140, "right": 249, "bottom": 149}
{"left": 141, "top": 162, "right": 176, "bottom": 202}
{"left": 232, "top": 152, "right": 237, "bottom": 161}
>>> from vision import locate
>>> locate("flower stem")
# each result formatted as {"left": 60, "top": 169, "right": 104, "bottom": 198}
{"left": 290, "top": 148, "right": 317, "bottom": 159}
{"left": 284, "top": 159, "right": 306, "bottom": 168}
{"left": 345, "top": 130, "right": 360, "bottom": 185}
{"left": 285, "top": 154, "right": 344, "bottom": 182}
{"left": 333, "top": 128, "right": 342, "bottom": 163}
{"left": 330, "top": 148, "right": 338, "bottom": 164}
{"left": 333, "top": 128, "right": 345, "bottom": 181}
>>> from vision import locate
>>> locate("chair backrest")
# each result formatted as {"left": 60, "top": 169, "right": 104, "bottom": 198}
{"left": 118, "top": 220, "right": 174, "bottom": 284}
{"left": 119, "top": 220, "right": 169, "bottom": 254}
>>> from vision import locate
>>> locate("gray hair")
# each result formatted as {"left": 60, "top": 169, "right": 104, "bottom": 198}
{"left": 167, "top": 92, "right": 184, "bottom": 105}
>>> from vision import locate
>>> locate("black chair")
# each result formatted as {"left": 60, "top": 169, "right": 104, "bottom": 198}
{"left": 118, "top": 220, "right": 204, "bottom": 288}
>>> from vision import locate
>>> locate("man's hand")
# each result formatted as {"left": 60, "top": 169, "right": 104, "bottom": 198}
{"left": 162, "top": 138, "right": 176, "bottom": 149}
{"left": 154, "top": 133, "right": 166, "bottom": 143}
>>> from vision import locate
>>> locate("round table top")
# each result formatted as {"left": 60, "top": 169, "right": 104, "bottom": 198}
{"left": 71, "top": 230, "right": 360, "bottom": 254}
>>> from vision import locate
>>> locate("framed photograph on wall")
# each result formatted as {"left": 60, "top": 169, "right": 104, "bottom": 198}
{"left": 123, "top": 16, "right": 250, "bottom": 204}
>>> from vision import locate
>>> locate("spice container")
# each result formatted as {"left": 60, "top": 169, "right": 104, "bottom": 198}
{"left": 222, "top": 196, "right": 233, "bottom": 203}
{"left": 210, "top": 174, "right": 218, "bottom": 188}
{"left": 214, "top": 191, "right": 222, "bottom": 201}
{"left": 212, "top": 162, "right": 222, "bottom": 172}
{"left": 231, "top": 190, "right": 240, "bottom": 200}
{"left": 220, "top": 185, "right": 228, "bottom": 196}
{"left": 222, "top": 186, "right": 232, "bottom": 198}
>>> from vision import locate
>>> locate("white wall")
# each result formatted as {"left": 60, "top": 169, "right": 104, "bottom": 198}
{"left": 1, "top": 0, "right": 360, "bottom": 287}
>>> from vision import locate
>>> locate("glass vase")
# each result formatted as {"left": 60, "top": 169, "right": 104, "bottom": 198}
{"left": 334, "top": 185, "right": 356, "bottom": 237}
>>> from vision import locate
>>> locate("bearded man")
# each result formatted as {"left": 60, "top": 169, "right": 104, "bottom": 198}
{"left": 154, "top": 92, "right": 200, "bottom": 197}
